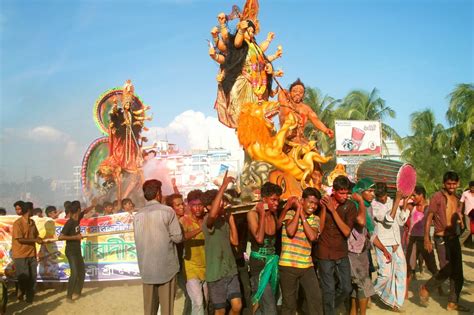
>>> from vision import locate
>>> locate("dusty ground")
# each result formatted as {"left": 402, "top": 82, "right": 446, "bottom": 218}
{"left": 5, "top": 246, "right": 474, "bottom": 314}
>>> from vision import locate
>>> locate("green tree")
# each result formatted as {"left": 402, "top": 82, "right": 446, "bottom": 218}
{"left": 402, "top": 84, "right": 473, "bottom": 194}
{"left": 402, "top": 110, "right": 447, "bottom": 194}
{"left": 447, "top": 83, "right": 474, "bottom": 181}
{"left": 447, "top": 83, "right": 474, "bottom": 136}
{"left": 303, "top": 87, "right": 340, "bottom": 157}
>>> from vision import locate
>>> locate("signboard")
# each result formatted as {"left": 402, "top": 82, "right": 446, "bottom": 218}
{"left": 335, "top": 120, "right": 382, "bottom": 156}
{"left": 0, "top": 213, "right": 139, "bottom": 282}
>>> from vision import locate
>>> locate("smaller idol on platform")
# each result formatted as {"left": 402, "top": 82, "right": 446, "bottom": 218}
{"left": 98, "top": 80, "right": 152, "bottom": 202}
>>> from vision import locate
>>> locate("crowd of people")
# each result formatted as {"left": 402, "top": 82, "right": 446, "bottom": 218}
{"left": 4, "top": 200, "right": 90, "bottom": 309}
{"left": 2, "top": 173, "right": 473, "bottom": 315}
{"left": 0, "top": 197, "right": 137, "bottom": 314}
{"left": 132, "top": 171, "right": 473, "bottom": 314}
{"left": 0, "top": 198, "right": 136, "bottom": 221}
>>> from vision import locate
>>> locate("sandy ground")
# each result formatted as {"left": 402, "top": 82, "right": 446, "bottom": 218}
{"left": 5, "top": 246, "right": 474, "bottom": 315}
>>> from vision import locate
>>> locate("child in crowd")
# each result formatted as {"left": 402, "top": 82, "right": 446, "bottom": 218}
{"left": 167, "top": 192, "right": 191, "bottom": 315}
{"left": 180, "top": 191, "right": 207, "bottom": 315}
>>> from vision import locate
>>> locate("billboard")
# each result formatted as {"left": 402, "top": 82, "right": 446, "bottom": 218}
{"left": 335, "top": 120, "right": 382, "bottom": 156}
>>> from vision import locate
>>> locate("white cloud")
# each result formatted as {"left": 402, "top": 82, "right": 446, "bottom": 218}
{"left": 1, "top": 125, "right": 81, "bottom": 181}
{"left": 22, "top": 125, "right": 78, "bottom": 158}
{"left": 27, "top": 126, "right": 65, "bottom": 142}
{"left": 64, "top": 140, "right": 78, "bottom": 158}
{"left": 1, "top": 113, "right": 243, "bottom": 182}
{"left": 143, "top": 110, "right": 242, "bottom": 154}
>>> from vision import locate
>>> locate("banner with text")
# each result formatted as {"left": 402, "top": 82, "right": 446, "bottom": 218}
{"left": 335, "top": 120, "right": 382, "bottom": 156}
{"left": 0, "top": 213, "right": 139, "bottom": 282}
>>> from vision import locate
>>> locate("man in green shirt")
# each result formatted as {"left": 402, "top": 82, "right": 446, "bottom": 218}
{"left": 202, "top": 173, "right": 241, "bottom": 315}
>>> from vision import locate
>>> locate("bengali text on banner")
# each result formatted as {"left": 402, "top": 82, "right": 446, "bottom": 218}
{"left": 0, "top": 213, "right": 139, "bottom": 282}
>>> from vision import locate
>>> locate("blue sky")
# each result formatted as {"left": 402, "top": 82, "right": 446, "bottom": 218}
{"left": 0, "top": 0, "right": 472, "bottom": 182}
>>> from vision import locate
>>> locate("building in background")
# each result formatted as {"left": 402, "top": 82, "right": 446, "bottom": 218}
{"left": 381, "top": 140, "right": 402, "bottom": 161}
{"left": 155, "top": 146, "right": 242, "bottom": 198}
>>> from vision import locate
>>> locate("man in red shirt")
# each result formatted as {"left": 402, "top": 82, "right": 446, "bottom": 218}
{"left": 317, "top": 176, "right": 357, "bottom": 315}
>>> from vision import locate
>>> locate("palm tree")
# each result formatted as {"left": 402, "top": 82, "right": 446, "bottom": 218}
{"left": 446, "top": 83, "right": 474, "bottom": 180}
{"left": 402, "top": 110, "right": 447, "bottom": 194}
{"left": 338, "top": 88, "right": 402, "bottom": 151}
{"left": 447, "top": 83, "right": 474, "bottom": 136}
{"left": 303, "top": 87, "right": 340, "bottom": 158}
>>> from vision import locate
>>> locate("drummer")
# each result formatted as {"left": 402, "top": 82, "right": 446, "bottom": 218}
{"left": 371, "top": 183, "right": 410, "bottom": 311}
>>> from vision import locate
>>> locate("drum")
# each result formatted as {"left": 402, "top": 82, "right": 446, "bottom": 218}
{"left": 356, "top": 159, "right": 416, "bottom": 198}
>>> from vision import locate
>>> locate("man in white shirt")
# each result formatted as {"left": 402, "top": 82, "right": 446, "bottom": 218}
{"left": 371, "top": 183, "right": 409, "bottom": 311}
{"left": 134, "top": 179, "right": 183, "bottom": 315}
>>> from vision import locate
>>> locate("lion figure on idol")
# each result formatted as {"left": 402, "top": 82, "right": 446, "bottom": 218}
{"left": 237, "top": 101, "right": 331, "bottom": 190}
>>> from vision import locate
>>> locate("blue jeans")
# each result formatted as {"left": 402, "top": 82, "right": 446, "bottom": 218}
{"left": 318, "top": 257, "right": 352, "bottom": 315}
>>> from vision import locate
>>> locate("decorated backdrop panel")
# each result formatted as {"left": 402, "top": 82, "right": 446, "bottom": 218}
{"left": 0, "top": 213, "right": 138, "bottom": 282}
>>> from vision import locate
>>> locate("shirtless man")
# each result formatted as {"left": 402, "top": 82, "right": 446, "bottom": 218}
{"left": 247, "top": 182, "right": 282, "bottom": 314}
{"left": 278, "top": 78, "right": 334, "bottom": 146}
{"left": 420, "top": 171, "right": 469, "bottom": 312}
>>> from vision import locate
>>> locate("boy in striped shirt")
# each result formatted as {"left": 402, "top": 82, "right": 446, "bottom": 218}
{"left": 278, "top": 187, "right": 323, "bottom": 314}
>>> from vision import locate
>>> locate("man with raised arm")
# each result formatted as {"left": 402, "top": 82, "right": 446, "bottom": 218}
{"left": 203, "top": 173, "right": 242, "bottom": 315}
{"left": 371, "top": 184, "right": 409, "bottom": 311}
{"left": 278, "top": 78, "right": 334, "bottom": 147}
